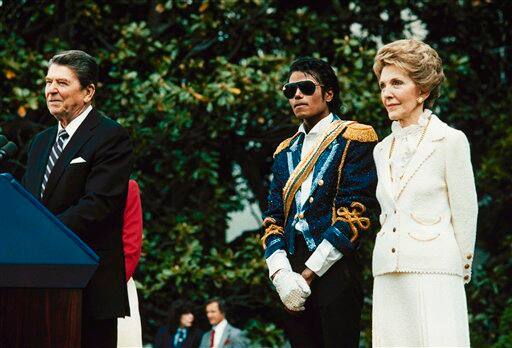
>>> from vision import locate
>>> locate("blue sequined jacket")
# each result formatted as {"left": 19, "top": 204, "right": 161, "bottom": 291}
{"left": 262, "top": 115, "right": 378, "bottom": 259}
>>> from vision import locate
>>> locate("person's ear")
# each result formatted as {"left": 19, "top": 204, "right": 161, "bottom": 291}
{"left": 324, "top": 88, "right": 333, "bottom": 103}
{"left": 83, "top": 84, "right": 96, "bottom": 103}
{"left": 416, "top": 90, "right": 430, "bottom": 105}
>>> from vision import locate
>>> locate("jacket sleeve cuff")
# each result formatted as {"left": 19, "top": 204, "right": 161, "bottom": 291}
{"left": 263, "top": 234, "right": 286, "bottom": 259}
{"left": 462, "top": 252, "right": 474, "bottom": 284}
{"left": 266, "top": 249, "right": 292, "bottom": 279}
{"left": 305, "top": 239, "right": 343, "bottom": 277}
{"left": 323, "top": 224, "right": 356, "bottom": 256}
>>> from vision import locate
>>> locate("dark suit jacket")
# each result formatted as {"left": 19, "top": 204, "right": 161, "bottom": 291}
{"left": 22, "top": 108, "right": 133, "bottom": 320}
{"left": 154, "top": 326, "right": 203, "bottom": 348}
{"left": 263, "top": 115, "right": 377, "bottom": 259}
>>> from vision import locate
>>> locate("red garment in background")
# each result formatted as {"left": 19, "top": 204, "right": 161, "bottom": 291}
{"left": 123, "top": 179, "right": 143, "bottom": 281}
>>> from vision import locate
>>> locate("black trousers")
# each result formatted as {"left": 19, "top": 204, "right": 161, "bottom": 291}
{"left": 81, "top": 317, "right": 117, "bottom": 348}
{"left": 283, "top": 235, "right": 364, "bottom": 348}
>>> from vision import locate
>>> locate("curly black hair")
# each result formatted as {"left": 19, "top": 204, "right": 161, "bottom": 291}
{"left": 288, "top": 57, "right": 341, "bottom": 114}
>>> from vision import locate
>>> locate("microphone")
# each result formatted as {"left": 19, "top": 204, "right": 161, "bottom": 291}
{"left": 0, "top": 135, "right": 8, "bottom": 147}
{"left": 0, "top": 141, "right": 18, "bottom": 161}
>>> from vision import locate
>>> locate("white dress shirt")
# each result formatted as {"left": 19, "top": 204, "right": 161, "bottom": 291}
{"left": 211, "top": 319, "right": 227, "bottom": 348}
{"left": 267, "top": 114, "right": 343, "bottom": 278}
{"left": 56, "top": 105, "right": 92, "bottom": 149}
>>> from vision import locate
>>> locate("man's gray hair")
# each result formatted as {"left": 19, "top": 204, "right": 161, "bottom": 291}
{"left": 49, "top": 50, "right": 99, "bottom": 88}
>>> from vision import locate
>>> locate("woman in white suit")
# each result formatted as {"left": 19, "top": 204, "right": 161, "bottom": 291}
{"left": 371, "top": 39, "right": 478, "bottom": 347}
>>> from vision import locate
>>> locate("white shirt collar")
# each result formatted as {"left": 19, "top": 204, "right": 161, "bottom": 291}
{"left": 213, "top": 318, "right": 227, "bottom": 332}
{"left": 57, "top": 105, "right": 93, "bottom": 138}
{"left": 298, "top": 113, "right": 334, "bottom": 135}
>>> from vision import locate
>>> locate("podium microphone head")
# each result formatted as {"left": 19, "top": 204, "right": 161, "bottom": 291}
{"left": 0, "top": 135, "right": 7, "bottom": 147}
{"left": 0, "top": 141, "right": 18, "bottom": 160}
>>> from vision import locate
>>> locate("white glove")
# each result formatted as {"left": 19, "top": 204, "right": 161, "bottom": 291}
{"left": 272, "top": 269, "right": 311, "bottom": 311}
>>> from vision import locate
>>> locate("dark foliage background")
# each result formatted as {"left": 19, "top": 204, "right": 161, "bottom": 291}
{"left": 1, "top": 1, "right": 511, "bottom": 346}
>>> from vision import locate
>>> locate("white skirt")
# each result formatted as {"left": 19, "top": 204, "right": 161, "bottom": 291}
{"left": 117, "top": 277, "right": 143, "bottom": 347}
{"left": 372, "top": 273, "right": 470, "bottom": 347}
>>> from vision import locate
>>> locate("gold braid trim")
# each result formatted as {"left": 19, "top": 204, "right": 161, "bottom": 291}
{"left": 332, "top": 140, "right": 351, "bottom": 224}
{"left": 261, "top": 224, "right": 284, "bottom": 250}
{"left": 282, "top": 120, "right": 353, "bottom": 222}
{"left": 273, "top": 132, "right": 301, "bottom": 158}
{"left": 342, "top": 123, "right": 378, "bottom": 143}
{"left": 333, "top": 202, "right": 371, "bottom": 242}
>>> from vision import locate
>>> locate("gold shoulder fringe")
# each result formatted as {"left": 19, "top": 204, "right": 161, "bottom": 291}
{"left": 342, "top": 123, "right": 378, "bottom": 142}
{"left": 273, "top": 132, "right": 300, "bottom": 158}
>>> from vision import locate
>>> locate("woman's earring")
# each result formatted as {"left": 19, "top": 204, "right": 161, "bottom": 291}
{"left": 417, "top": 97, "right": 424, "bottom": 104}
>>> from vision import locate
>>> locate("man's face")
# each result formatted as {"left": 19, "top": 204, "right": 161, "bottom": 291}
{"left": 45, "top": 64, "right": 92, "bottom": 123}
{"left": 286, "top": 71, "right": 332, "bottom": 120}
{"left": 205, "top": 302, "right": 225, "bottom": 326}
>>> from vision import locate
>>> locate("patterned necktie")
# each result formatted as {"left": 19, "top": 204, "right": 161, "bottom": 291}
{"left": 209, "top": 329, "right": 215, "bottom": 348}
{"left": 41, "top": 129, "right": 69, "bottom": 197}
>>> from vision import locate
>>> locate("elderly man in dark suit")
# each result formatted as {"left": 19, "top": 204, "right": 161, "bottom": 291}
{"left": 22, "top": 50, "right": 133, "bottom": 348}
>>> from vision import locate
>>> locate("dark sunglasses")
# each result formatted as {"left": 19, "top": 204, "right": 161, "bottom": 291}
{"left": 282, "top": 80, "right": 322, "bottom": 99}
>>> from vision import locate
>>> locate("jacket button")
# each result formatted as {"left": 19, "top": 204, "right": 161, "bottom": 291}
{"left": 309, "top": 197, "right": 314, "bottom": 203}
{"left": 391, "top": 248, "right": 396, "bottom": 253}
{"left": 318, "top": 179, "right": 324, "bottom": 186}
{"left": 464, "top": 275, "right": 469, "bottom": 281}
{"left": 467, "top": 254, "right": 472, "bottom": 260}
{"left": 464, "top": 264, "right": 470, "bottom": 269}
{"left": 298, "top": 212, "right": 304, "bottom": 219}
{"left": 392, "top": 227, "right": 396, "bottom": 232}
{"left": 394, "top": 210, "right": 397, "bottom": 214}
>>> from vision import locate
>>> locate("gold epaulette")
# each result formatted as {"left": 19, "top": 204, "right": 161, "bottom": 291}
{"left": 273, "top": 132, "right": 300, "bottom": 158}
{"left": 342, "top": 123, "right": 378, "bottom": 142}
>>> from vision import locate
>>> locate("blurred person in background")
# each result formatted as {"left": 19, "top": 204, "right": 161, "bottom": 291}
{"left": 199, "top": 298, "right": 248, "bottom": 348}
{"left": 155, "top": 299, "right": 203, "bottom": 348}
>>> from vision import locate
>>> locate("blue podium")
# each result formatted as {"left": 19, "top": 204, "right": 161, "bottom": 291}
{"left": 0, "top": 173, "right": 99, "bottom": 347}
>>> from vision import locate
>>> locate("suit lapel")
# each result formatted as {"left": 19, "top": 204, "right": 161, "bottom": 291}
{"left": 288, "top": 132, "right": 304, "bottom": 172}
{"left": 297, "top": 115, "right": 342, "bottom": 197}
{"left": 32, "top": 127, "right": 58, "bottom": 198}
{"left": 312, "top": 139, "right": 336, "bottom": 180}
{"left": 395, "top": 115, "right": 446, "bottom": 200}
{"left": 218, "top": 324, "right": 231, "bottom": 348}
{"left": 42, "top": 110, "right": 100, "bottom": 204}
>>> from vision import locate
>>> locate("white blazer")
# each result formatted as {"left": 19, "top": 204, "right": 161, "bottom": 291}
{"left": 372, "top": 114, "right": 478, "bottom": 283}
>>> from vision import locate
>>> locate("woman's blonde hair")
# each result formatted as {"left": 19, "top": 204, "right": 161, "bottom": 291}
{"left": 373, "top": 39, "right": 445, "bottom": 108}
